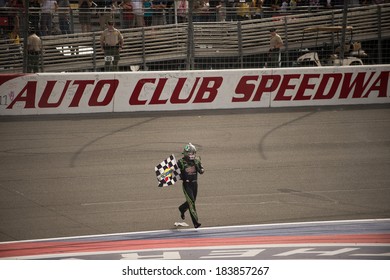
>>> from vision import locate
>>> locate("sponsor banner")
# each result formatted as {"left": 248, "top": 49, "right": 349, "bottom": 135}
{"left": 0, "top": 73, "right": 117, "bottom": 115}
{"left": 0, "top": 66, "right": 389, "bottom": 116}
{"left": 270, "top": 66, "right": 390, "bottom": 107}
{"left": 113, "top": 69, "right": 272, "bottom": 113}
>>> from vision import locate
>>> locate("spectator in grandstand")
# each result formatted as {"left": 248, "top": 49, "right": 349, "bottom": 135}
{"left": 236, "top": 1, "right": 251, "bottom": 21}
{"left": 40, "top": 0, "right": 58, "bottom": 36}
{"left": 151, "top": 0, "right": 166, "bottom": 25}
{"left": 100, "top": 20, "right": 123, "bottom": 71}
{"left": 252, "top": 0, "right": 264, "bottom": 19}
{"left": 165, "top": 0, "right": 174, "bottom": 24}
{"left": 120, "top": 0, "right": 134, "bottom": 28}
{"left": 6, "top": 0, "right": 23, "bottom": 36}
{"left": 29, "top": 0, "right": 41, "bottom": 35}
{"left": 132, "top": 0, "right": 145, "bottom": 27}
{"left": 225, "top": 0, "right": 236, "bottom": 21}
{"left": 8, "top": 1, "right": 24, "bottom": 20}
{"left": 95, "top": 0, "right": 114, "bottom": 30}
{"left": 280, "top": 0, "right": 288, "bottom": 12}
{"left": 216, "top": 0, "right": 226, "bottom": 22}
{"left": 57, "top": 0, "right": 71, "bottom": 34}
{"left": 8, "top": 0, "right": 21, "bottom": 6}
{"left": 193, "top": 0, "right": 208, "bottom": 22}
{"left": 144, "top": 0, "right": 152, "bottom": 26}
{"left": 177, "top": 0, "right": 188, "bottom": 23}
{"left": 208, "top": 0, "right": 219, "bottom": 22}
{"left": 27, "top": 28, "right": 42, "bottom": 72}
{"left": 8, "top": 22, "right": 19, "bottom": 39}
{"left": 309, "top": 0, "right": 320, "bottom": 10}
{"left": 79, "top": 0, "right": 92, "bottom": 32}
{"left": 0, "top": 16, "right": 23, "bottom": 63}
{"left": 267, "top": 27, "right": 283, "bottom": 68}
{"left": 290, "top": 0, "right": 297, "bottom": 9}
{"left": 264, "top": 0, "right": 281, "bottom": 12}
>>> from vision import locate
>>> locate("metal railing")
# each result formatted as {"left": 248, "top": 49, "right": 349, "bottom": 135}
{"left": 0, "top": 3, "right": 389, "bottom": 73}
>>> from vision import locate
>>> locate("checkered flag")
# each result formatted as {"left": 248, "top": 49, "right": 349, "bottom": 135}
{"left": 155, "top": 154, "right": 181, "bottom": 187}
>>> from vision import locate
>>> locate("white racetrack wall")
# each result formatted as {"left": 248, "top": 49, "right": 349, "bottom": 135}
{"left": 0, "top": 65, "right": 389, "bottom": 116}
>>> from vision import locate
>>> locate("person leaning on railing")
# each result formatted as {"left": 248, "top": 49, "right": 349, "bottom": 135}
{"left": 100, "top": 20, "right": 124, "bottom": 71}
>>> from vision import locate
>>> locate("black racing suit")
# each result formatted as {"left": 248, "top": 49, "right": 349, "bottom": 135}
{"left": 178, "top": 157, "right": 204, "bottom": 227}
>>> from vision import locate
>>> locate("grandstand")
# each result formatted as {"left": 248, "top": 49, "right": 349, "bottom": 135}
{"left": 0, "top": 3, "right": 389, "bottom": 73}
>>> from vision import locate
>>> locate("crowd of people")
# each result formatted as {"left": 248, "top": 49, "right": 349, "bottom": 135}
{"left": 72, "top": 0, "right": 387, "bottom": 31}
{"left": 1, "top": 0, "right": 386, "bottom": 40}
{"left": 0, "top": 0, "right": 386, "bottom": 72}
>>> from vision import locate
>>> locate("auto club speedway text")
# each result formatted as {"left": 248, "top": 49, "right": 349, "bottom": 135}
{"left": 0, "top": 66, "right": 389, "bottom": 115}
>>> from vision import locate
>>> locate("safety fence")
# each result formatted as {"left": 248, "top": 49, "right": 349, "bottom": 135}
{"left": 0, "top": 3, "right": 389, "bottom": 73}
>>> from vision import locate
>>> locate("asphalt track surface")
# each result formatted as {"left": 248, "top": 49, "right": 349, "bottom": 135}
{"left": 1, "top": 104, "right": 390, "bottom": 259}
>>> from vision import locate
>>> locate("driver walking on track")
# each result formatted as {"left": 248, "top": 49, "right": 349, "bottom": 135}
{"left": 178, "top": 143, "right": 205, "bottom": 229}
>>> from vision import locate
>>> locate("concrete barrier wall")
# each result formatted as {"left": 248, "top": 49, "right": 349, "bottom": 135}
{"left": 1, "top": 65, "right": 389, "bottom": 116}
